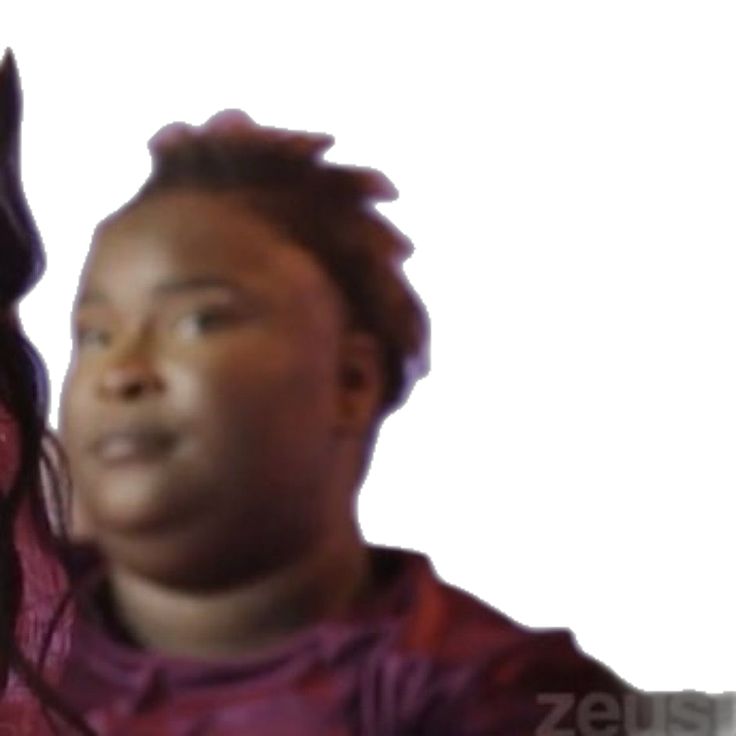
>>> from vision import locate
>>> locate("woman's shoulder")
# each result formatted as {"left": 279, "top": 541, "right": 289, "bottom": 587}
{"left": 11, "top": 495, "right": 73, "bottom": 687}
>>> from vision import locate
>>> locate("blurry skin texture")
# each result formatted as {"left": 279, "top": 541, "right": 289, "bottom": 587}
{"left": 60, "top": 190, "right": 384, "bottom": 660}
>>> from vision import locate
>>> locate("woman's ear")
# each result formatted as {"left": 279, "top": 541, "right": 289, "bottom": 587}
{"left": 335, "top": 332, "right": 384, "bottom": 438}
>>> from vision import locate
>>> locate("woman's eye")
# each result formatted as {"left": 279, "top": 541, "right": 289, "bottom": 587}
{"left": 75, "top": 327, "right": 111, "bottom": 349}
{"left": 176, "top": 310, "right": 232, "bottom": 337}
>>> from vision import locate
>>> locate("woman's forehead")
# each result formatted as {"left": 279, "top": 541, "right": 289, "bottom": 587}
{"left": 100, "top": 190, "right": 287, "bottom": 254}
{"left": 82, "top": 191, "right": 345, "bottom": 315}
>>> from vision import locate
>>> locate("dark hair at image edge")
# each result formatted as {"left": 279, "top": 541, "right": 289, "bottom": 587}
{"left": 117, "top": 111, "right": 431, "bottom": 418}
{"left": 0, "top": 49, "right": 96, "bottom": 735}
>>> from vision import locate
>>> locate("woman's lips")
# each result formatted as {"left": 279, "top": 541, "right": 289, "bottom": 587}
{"left": 91, "top": 429, "right": 178, "bottom": 465}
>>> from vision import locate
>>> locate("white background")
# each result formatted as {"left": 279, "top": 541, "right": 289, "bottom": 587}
{"left": 5, "top": 2, "right": 734, "bottom": 692}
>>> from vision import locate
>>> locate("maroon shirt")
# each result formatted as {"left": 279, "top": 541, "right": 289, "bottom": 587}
{"left": 55, "top": 547, "right": 630, "bottom": 735}
{"left": 0, "top": 408, "right": 71, "bottom": 734}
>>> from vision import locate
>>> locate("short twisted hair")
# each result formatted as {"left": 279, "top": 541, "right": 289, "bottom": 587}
{"left": 120, "top": 111, "right": 430, "bottom": 417}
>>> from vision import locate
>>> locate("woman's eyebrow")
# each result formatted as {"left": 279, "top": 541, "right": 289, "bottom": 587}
{"left": 151, "top": 276, "right": 246, "bottom": 298}
{"left": 77, "top": 277, "right": 248, "bottom": 307}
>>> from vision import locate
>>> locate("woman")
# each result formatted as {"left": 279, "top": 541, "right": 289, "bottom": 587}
{"left": 2, "top": 52, "right": 637, "bottom": 733}
{"left": 0, "top": 49, "right": 94, "bottom": 735}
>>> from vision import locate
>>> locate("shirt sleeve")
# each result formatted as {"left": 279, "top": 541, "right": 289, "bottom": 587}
{"left": 0, "top": 408, "right": 71, "bottom": 690}
{"left": 441, "top": 630, "right": 640, "bottom": 736}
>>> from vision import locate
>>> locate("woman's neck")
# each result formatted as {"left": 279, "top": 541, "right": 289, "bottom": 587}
{"left": 103, "top": 530, "right": 373, "bottom": 661}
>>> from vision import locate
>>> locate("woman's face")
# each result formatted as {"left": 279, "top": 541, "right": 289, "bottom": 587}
{"left": 61, "top": 190, "right": 379, "bottom": 588}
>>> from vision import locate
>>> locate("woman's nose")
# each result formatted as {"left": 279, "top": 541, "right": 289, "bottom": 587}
{"left": 98, "top": 349, "right": 164, "bottom": 401}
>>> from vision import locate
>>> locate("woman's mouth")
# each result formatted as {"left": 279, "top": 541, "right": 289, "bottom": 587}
{"left": 91, "top": 428, "right": 179, "bottom": 466}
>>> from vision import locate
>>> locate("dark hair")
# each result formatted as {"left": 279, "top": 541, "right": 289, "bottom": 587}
{"left": 0, "top": 49, "right": 95, "bottom": 735}
{"left": 123, "top": 111, "right": 430, "bottom": 417}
